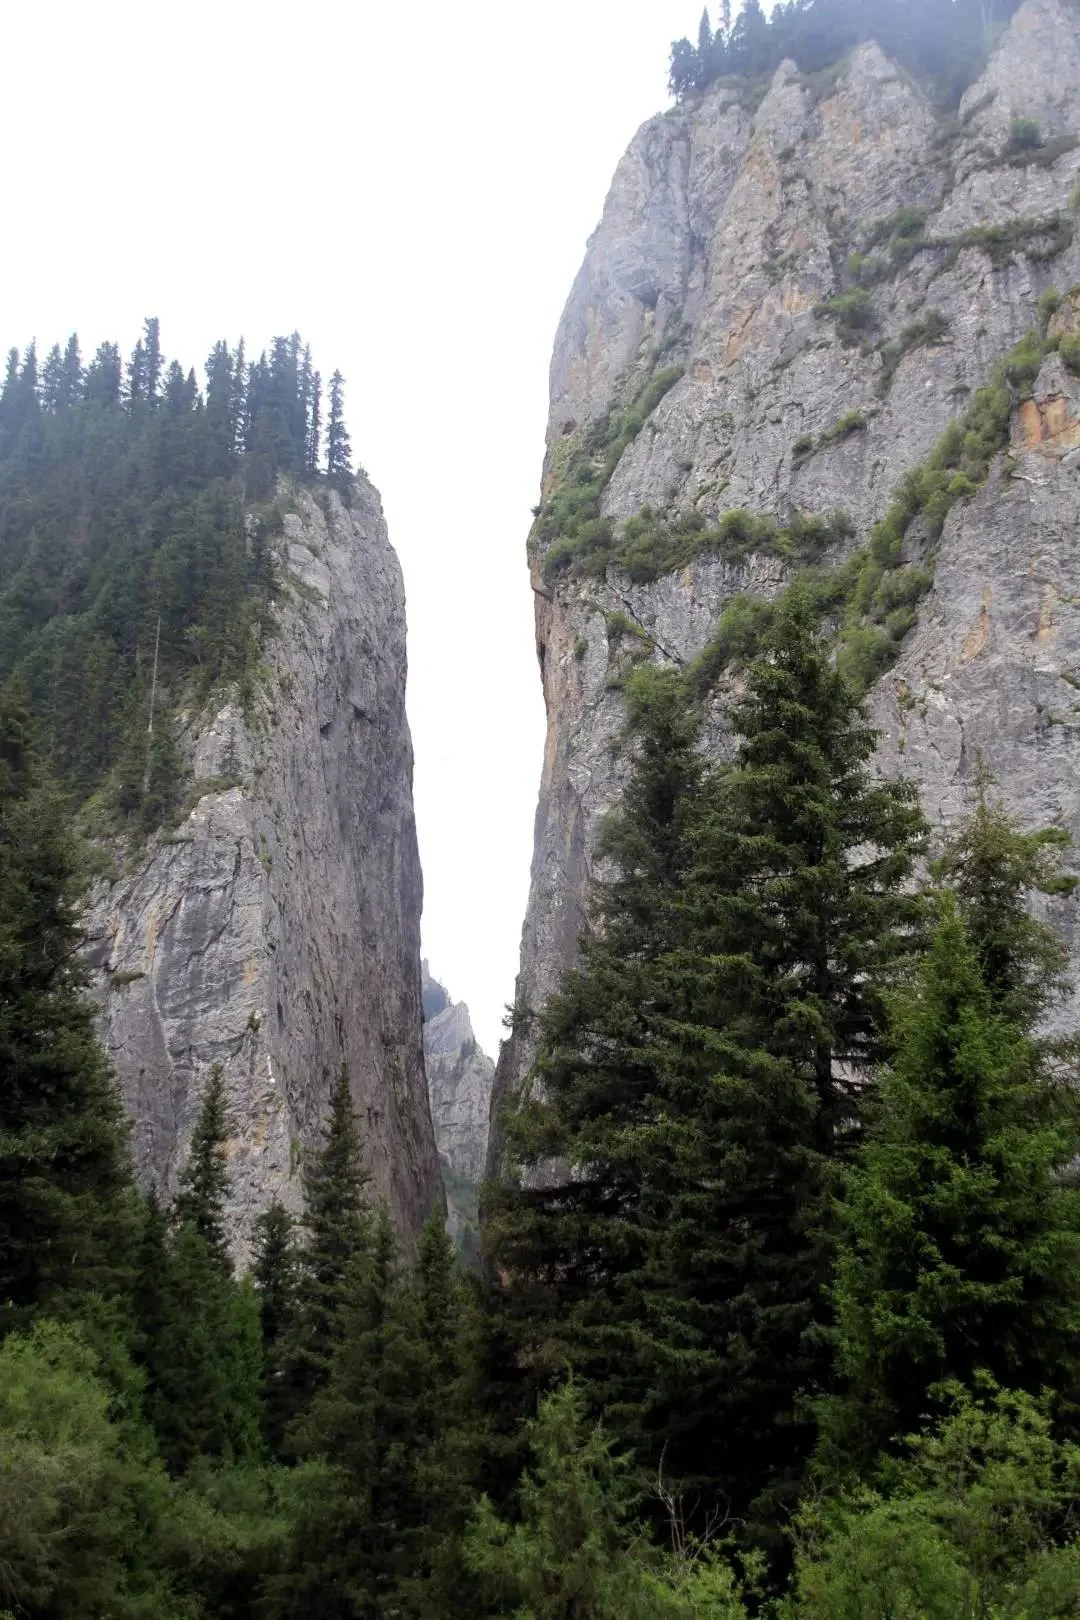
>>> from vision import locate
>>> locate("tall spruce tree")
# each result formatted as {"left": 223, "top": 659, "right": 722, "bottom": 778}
{"left": 274, "top": 1207, "right": 485, "bottom": 1620}
{"left": 823, "top": 811, "right": 1080, "bottom": 1475}
{"left": 283, "top": 1063, "right": 371, "bottom": 1424}
{"left": 173, "top": 1065, "right": 231, "bottom": 1266}
{"left": 253, "top": 1200, "right": 299, "bottom": 1455}
{"left": 146, "top": 1074, "right": 261, "bottom": 1472}
{"left": 325, "top": 369, "right": 351, "bottom": 490}
{"left": 0, "top": 684, "right": 133, "bottom": 1334}
{"left": 489, "top": 592, "right": 927, "bottom": 1536}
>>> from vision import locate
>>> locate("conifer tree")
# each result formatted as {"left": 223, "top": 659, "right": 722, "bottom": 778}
{"left": 283, "top": 1064, "right": 371, "bottom": 1425}
{"left": 144, "top": 316, "right": 163, "bottom": 406}
{"left": 173, "top": 1066, "right": 231, "bottom": 1268}
{"left": 325, "top": 369, "right": 351, "bottom": 490}
{"left": 146, "top": 1073, "right": 261, "bottom": 1472}
{"left": 275, "top": 1206, "right": 484, "bottom": 1620}
{"left": 489, "top": 593, "right": 927, "bottom": 1535}
{"left": 253, "top": 1200, "right": 299, "bottom": 1454}
{"left": 0, "top": 684, "right": 133, "bottom": 1333}
{"left": 41, "top": 343, "right": 64, "bottom": 410}
{"left": 824, "top": 826, "right": 1080, "bottom": 1474}
{"left": 60, "top": 332, "right": 83, "bottom": 408}
{"left": 307, "top": 369, "right": 322, "bottom": 476}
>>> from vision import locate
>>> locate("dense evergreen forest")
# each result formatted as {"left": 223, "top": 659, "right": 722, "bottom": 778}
{"left": 669, "top": 0, "right": 1022, "bottom": 106}
{"left": 0, "top": 321, "right": 352, "bottom": 828}
{"left": 7, "top": 575, "right": 1080, "bottom": 1615}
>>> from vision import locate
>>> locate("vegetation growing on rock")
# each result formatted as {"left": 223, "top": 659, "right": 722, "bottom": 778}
{"left": 0, "top": 320, "right": 352, "bottom": 827}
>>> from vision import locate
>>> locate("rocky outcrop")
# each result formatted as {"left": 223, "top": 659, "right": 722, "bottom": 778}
{"left": 422, "top": 963, "right": 494, "bottom": 1242}
{"left": 85, "top": 482, "right": 442, "bottom": 1257}
{"left": 491, "top": 0, "right": 1080, "bottom": 1168}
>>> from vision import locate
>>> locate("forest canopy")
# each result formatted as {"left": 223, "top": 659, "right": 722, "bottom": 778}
{"left": 0, "top": 321, "right": 352, "bottom": 825}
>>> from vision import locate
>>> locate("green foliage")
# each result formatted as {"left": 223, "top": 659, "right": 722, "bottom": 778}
{"left": 607, "top": 505, "right": 853, "bottom": 586}
{"left": 282, "top": 1064, "right": 372, "bottom": 1428}
{"left": 0, "top": 685, "right": 135, "bottom": 1334}
{"left": 536, "top": 365, "right": 683, "bottom": 582}
{"left": 793, "top": 1384, "right": 1080, "bottom": 1618}
{"left": 876, "top": 310, "right": 949, "bottom": 394}
{"left": 466, "top": 1382, "right": 752, "bottom": 1620}
{"left": 1005, "top": 116, "right": 1042, "bottom": 155}
{"left": 489, "top": 597, "right": 926, "bottom": 1543}
{"left": 252, "top": 1201, "right": 300, "bottom": 1454}
{"left": 938, "top": 212, "right": 1074, "bottom": 270}
{"left": 822, "top": 854, "right": 1080, "bottom": 1474}
{"left": 794, "top": 414, "right": 867, "bottom": 468}
{"left": 269, "top": 1208, "right": 484, "bottom": 1620}
{"left": 143, "top": 1081, "right": 263, "bottom": 1475}
{"left": 668, "top": 0, "right": 1020, "bottom": 109}
{"left": 0, "top": 1320, "right": 180, "bottom": 1619}
{"left": 814, "top": 288, "right": 876, "bottom": 346}
{"left": 0, "top": 322, "right": 345, "bottom": 826}
{"left": 173, "top": 1066, "right": 232, "bottom": 1266}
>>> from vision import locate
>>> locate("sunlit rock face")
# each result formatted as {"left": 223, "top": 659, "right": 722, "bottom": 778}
{"left": 84, "top": 482, "right": 442, "bottom": 1259}
{"left": 422, "top": 963, "right": 494, "bottom": 1244}
{"left": 490, "top": 0, "right": 1080, "bottom": 1173}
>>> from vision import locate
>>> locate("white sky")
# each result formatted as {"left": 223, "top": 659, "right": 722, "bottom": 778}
{"left": 2, "top": 0, "right": 703, "bottom": 1057}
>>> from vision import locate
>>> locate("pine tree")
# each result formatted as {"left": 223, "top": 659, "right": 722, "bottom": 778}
{"left": 173, "top": 1066, "right": 231, "bottom": 1268}
{"left": 274, "top": 1206, "right": 485, "bottom": 1620}
{"left": 325, "top": 369, "right": 351, "bottom": 491}
{"left": 0, "top": 684, "right": 133, "bottom": 1333}
{"left": 60, "top": 333, "right": 83, "bottom": 408}
{"left": 825, "top": 886, "right": 1080, "bottom": 1475}
{"left": 144, "top": 317, "right": 163, "bottom": 407}
{"left": 253, "top": 1200, "right": 299, "bottom": 1454}
{"left": 146, "top": 1073, "right": 261, "bottom": 1472}
{"left": 307, "top": 369, "right": 322, "bottom": 476}
{"left": 489, "top": 594, "right": 927, "bottom": 1538}
{"left": 934, "top": 767, "right": 1076, "bottom": 1027}
{"left": 282, "top": 1064, "right": 371, "bottom": 1428}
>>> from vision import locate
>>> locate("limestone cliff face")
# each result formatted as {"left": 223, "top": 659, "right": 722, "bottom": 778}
{"left": 422, "top": 963, "right": 493, "bottom": 1241}
{"left": 84, "top": 481, "right": 442, "bottom": 1256}
{"left": 491, "top": 0, "right": 1080, "bottom": 1167}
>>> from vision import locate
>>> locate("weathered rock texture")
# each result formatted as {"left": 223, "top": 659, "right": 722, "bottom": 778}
{"left": 491, "top": 0, "right": 1080, "bottom": 1169}
{"left": 85, "top": 482, "right": 442, "bottom": 1257}
{"left": 422, "top": 963, "right": 494, "bottom": 1186}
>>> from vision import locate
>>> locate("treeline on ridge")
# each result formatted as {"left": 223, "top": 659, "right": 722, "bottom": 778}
{"left": 0, "top": 319, "right": 353, "bottom": 824}
{"left": 8, "top": 578, "right": 1080, "bottom": 1616}
{"left": 670, "top": 0, "right": 1023, "bottom": 106}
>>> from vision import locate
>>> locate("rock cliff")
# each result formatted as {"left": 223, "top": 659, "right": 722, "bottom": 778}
{"left": 84, "top": 481, "right": 442, "bottom": 1256}
{"left": 491, "top": 0, "right": 1080, "bottom": 1168}
{"left": 422, "top": 963, "right": 494, "bottom": 1242}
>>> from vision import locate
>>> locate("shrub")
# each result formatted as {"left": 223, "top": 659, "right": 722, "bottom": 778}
{"left": 1059, "top": 334, "right": 1080, "bottom": 375}
{"left": 877, "top": 310, "right": 950, "bottom": 395}
{"left": 816, "top": 287, "right": 877, "bottom": 345}
{"left": 1004, "top": 116, "right": 1042, "bottom": 155}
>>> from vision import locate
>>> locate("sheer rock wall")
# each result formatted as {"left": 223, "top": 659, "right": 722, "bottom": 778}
{"left": 490, "top": 0, "right": 1080, "bottom": 1169}
{"left": 85, "top": 482, "right": 442, "bottom": 1257}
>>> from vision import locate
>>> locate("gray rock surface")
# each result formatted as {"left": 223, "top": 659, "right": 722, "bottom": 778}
{"left": 490, "top": 0, "right": 1080, "bottom": 1171}
{"left": 422, "top": 963, "right": 494, "bottom": 1242}
{"left": 422, "top": 963, "right": 494, "bottom": 1187}
{"left": 84, "top": 481, "right": 442, "bottom": 1259}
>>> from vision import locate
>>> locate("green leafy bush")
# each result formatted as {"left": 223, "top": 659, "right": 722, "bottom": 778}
{"left": 815, "top": 287, "right": 877, "bottom": 345}
{"left": 877, "top": 310, "right": 950, "bottom": 394}
{"left": 1004, "top": 115, "right": 1042, "bottom": 155}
